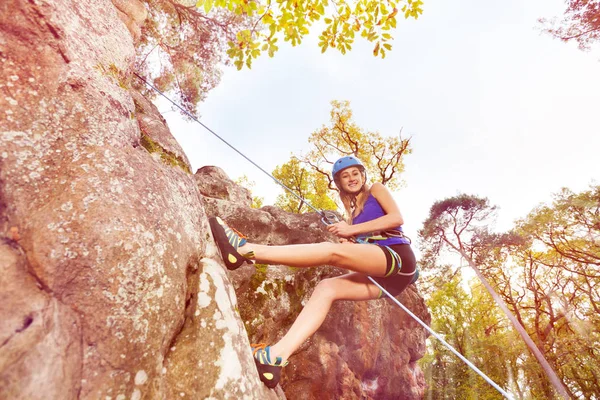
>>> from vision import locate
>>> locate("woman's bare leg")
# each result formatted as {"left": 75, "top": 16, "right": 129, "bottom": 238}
{"left": 268, "top": 273, "right": 381, "bottom": 363}
{"left": 241, "top": 241, "right": 388, "bottom": 277}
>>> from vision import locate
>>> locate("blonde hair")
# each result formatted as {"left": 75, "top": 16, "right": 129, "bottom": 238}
{"left": 335, "top": 169, "right": 371, "bottom": 223}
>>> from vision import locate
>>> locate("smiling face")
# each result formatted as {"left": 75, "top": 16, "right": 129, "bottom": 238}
{"left": 338, "top": 166, "right": 365, "bottom": 194}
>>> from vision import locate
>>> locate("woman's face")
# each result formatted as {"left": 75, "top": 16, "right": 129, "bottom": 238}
{"left": 339, "top": 166, "right": 364, "bottom": 194}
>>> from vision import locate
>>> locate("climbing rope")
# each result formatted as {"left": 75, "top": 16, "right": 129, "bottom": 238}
{"left": 133, "top": 72, "right": 321, "bottom": 215}
{"left": 368, "top": 277, "right": 514, "bottom": 399}
{"left": 134, "top": 73, "right": 515, "bottom": 399}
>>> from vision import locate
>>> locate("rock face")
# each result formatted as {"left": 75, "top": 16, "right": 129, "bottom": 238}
{"left": 0, "top": 0, "right": 430, "bottom": 398}
{"left": 199, "top": 169, "right": 431, "bottom": 399}
{"left": 0, "top": 1, "right": 282, "bottom": 399}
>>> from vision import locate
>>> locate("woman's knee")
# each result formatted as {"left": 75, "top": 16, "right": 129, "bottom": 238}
{"left": 325, "top": 242, "right": 350, "bottom": 266}
{"left": 312, "top": 277, "right": 340, "bottom": 302}
{"left": 316, "top": 242, "right": 340, "bottom": 266}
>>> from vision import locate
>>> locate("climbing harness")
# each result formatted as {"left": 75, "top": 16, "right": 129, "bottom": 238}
{"left": 356, "top": 229, "right": 411, "bottom": 244}
{"left": 134, "top": 73, "right": 515, "bottom": 399}
{"left": 320, "top": 210, "right": 412, "bottom": 245}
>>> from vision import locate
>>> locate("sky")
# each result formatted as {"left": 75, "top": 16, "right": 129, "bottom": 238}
{"left": 158, "top": 0, "right": 600, "bottom": 248}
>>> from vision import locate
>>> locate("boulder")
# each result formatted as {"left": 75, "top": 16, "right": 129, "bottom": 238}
{"left": 200, "top": 173, "right": 431, "bottom": 399}
{"left": 0, "top": 0, "right": 283, "bottom": 398}
{"left": 195, "top": 166, "right": 252, "bottom": 206}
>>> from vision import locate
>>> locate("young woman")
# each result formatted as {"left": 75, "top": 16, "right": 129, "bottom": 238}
{"left": 209, "top": 156, "right": 417, "bottom": 388}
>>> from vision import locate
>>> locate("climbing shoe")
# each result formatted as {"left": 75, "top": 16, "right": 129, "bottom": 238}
{"left": 208, "top": 217, "right": 254, "bottom": 270}
{"left": 251, "top": 343, "right": 288, "bottom": 389}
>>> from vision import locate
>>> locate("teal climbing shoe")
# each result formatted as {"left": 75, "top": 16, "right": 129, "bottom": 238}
{"left": 251, "top": 343, "right": 288, "bottom": 389}
{"left": 209, "top": 217, "right": 254, "bottom": 270}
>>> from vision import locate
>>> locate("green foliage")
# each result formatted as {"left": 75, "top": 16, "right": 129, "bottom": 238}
{"left": 516, "top": 185, "right": 600, "bottom": 268}
{"left": 200, "top": 0, "right": 425, "bottom": 69}
{"left": 136, "top": 1, "right": 425, "bottom": 115}
{"left": 419, "top": 193, "right": 572, "bottom": 398}
{"left": 252, "top": 196, "right": 264, "bottom": 209}
{"left": 421, "top": 275, "right": 525, "bottom": 399}
{"left": 502, "top": 184, "right": 600, "bottom": 398}
{"left": 273, "top": 100, "right": 411, "bottom": 213}
{"left": 304, "top": 100, "right": 411, "bottom": 191}
{"left": 421, "top": 186, "right": 600, "bottom": 399}
{"left": 249, "top": 263, "right": 269, "bottom": 291}
{"left": 272, "top": 157, "right": 337, "bottom": 213}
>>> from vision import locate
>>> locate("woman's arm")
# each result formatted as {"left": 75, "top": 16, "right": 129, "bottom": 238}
{"left": 328, "top": 183, "right": 404, "bottom": 237}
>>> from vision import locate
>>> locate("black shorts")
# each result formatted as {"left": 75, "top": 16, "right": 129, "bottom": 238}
{"left": 371, "top": 244, "right": 417, "bottom": 298}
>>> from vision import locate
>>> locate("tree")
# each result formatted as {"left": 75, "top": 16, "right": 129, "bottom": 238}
{"left": 303, "top": 100, "right": 411, "bottom": 190}
{"left": 419, "top": 194, "right": 571, "bottom": 399}
{"left": 497, "top": 185, "right": 600, "bottom": 398}
{"left": 517, "top": 186, "right": 600, "bottom": 270}
{"left": 272, "top": 157, "right": 337, "bottom": 213}
{"left": 272, "top": 100, "right": 412, "bottom": 213}
{"left": 421, "top": 275, "right": 528, "bottom": 400}
{"left": 489, "top": 247, "right": 600, "bottom": 399}
{"left": 135, "top": 0, "right": 250, "bottom": 114}
{"left": 200, "top": 0, "right": 424, "bottom": 69}
{"left": 540, "top": 0, "right": 600, "bottom": 51}
{"left": 135, "top": 1, "right": 425, "bottom": 115}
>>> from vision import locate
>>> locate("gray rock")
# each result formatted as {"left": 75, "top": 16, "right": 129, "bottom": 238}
{"left": 0, "top": 0, "right": 283, "bottom": 398}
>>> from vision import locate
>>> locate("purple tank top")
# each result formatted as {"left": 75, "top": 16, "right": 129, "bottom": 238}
{"left": 352, "top": 194, "right": 410, "bottom": 246}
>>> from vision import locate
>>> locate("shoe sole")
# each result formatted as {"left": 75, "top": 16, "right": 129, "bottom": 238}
{"left": 254, "top": 357, "right": 282, "bottom": 389}
{"left": 208, "top": 217, "right": 246, "bottom": 271}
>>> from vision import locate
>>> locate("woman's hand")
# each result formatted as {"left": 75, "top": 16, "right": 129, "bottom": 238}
{"left": 327, "top": 221, "right": 355, "bottom": 238}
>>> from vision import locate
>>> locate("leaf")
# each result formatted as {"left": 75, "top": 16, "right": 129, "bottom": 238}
{"left": 146, "top": 0, "right": 423, "bottom": 109}
{"left": 203, "top": 0, "right": 213, "bottom": 14}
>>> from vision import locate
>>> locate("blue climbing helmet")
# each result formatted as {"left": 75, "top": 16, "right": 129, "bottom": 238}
{"left": 332, "top": 156, "right": 365, "bottom": 178}
{"left": 332, "top": 156, "right": 367, "bottom": 190}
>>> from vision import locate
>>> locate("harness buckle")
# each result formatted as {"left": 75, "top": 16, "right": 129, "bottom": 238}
{"left": 358, "top": 229, "right": 412, "bottom": 244}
